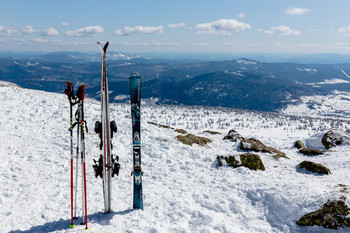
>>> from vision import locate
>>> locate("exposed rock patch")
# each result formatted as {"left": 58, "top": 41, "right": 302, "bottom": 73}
{"left": 217, "top": 153, "right": 265, "bottom": 171}
{"left": 223, "top": 129, "right": 244, "bottom": 142}
{"left": 203, "top": 130, "right": 221, "bottom": 135}
{"left": 296, "top": 197, "right": 350, "bottom": 229}
{"left": 299, "top": 148, "right": 325, "bottom": 156}
{"left": 322, "top": 130, "right": 350, "bottom": 149}
{"left": 176, "top": 134, "right": 212, "bottom": 146}
{"left": 299, "top": 161, "right": 331, "bottom": 175}
{"left": 240, "top": 138, "right": 288, "bottom": 159}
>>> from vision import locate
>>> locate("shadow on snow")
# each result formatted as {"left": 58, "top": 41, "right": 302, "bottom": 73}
{"left": 9, "top": 208, "right": 135, "bottom": 233}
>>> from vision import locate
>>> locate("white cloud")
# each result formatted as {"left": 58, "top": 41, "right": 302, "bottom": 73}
{"left": 32, "top": 37, "right": 48, "bottom": 43}
{"left": 237, "top": 13, "right": 245, "bottom": 18}
{"left": 115, "top": 25, "right": 164, "bottom": 36}
{"left": 0, "top": 25, "right": 36, "bottom": 37}
{"left": 168, "top": 23, "right": 186, "bottom": 29}
{"left": 65, "top": 25, "right": 104, "bottom": 37}
{"left": 61, "top": 22, "right": 69, "bottom": 27}
{"left": 338, "top": 26, "right": 350, "bottom": 33}
{"left": 41, "top": 27, "right": 59, "bottom": 36}
{"left": 270, "top": 25, "right": 300, "bottom": 36}
{"left": 285, "top": 7, "right": 311, "bottom": 15}
{"left": 194, "top": 19, "right": 250, "bottom": 35}
{"left": 258, "top": 29, "right": 274, "bottom": 35}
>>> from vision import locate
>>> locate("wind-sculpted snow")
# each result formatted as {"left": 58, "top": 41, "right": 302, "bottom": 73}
{"left": 1, "top": 82, "right": 350, "bottom": 232}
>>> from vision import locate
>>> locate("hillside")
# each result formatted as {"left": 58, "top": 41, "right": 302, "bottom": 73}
{"left": 1, "top": 82, "right": 350, "bottom": 232}
{"left": 2, "top": 53, "right": 350, "bottom": 111}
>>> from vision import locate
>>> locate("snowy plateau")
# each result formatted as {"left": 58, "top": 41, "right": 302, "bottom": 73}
{"left": 1, "top": 81, "right": 350, "bottom": 233}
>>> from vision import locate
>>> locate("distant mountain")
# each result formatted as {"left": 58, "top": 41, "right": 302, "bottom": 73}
{"left": 1, "top": 52, "right": 350, "bottom": 111}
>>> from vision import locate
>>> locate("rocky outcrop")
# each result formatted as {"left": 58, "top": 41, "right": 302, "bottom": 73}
{"left": 297, "top": 197, "right": 350, "bottom": 229}
{"left": 294, "top": 139, "right": 325, "bottom": 155}
{"left": 223, "top": 129, "right": 244, "bottom": 142}
{"left": 240, "top": 138, "right": 288, "bottom": 159}
{"left": 322, "top": 130, "right": 350, "bottom": 149}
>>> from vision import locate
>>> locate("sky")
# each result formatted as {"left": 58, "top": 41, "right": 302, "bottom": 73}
{"left": 1, "top": 0, "right": 350, "bottom": 55}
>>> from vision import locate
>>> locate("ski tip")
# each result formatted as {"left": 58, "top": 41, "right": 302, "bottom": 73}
{"left": 129, "top": 72, "right": 142, "bottom": 79}
{"left": 103, "top": 41, "right": 109, "bottom": 52}
{"left": 68, "top": 224, "right": 75, "bottom": 228}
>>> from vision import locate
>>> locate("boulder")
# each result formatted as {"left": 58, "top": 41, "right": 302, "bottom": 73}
{"left": 239, "top": 153, "right": 266, "bottom": 171}
{"left": 322, "top": 130, "right": 350, "bottom": 149}
{"left": 223, "top": 129, "right": 244, "bottom": 142}
{"left": 296, "top": 197, "right": 350, "bottom": 229}
{"left": 295, "top": 140, "right": 305, "bottom": 149}
{"left": 240, "top": 138, "right": 288, "bottom": 159}
{"left": 217, "top": 153, "right": 265, "bottom": 171}
{"left": 216, "top": 155, "right": 240, "bottom": 168}
{"left": 299, "top": 148, "right": 325, "bottom": 156}
{"left": 298, "top": 161, "right": 331, "bottom": 175}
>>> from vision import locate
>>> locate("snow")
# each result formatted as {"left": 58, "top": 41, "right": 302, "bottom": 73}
{"left": 297, "top": 68, "right": 317, "bottom": 72}
{"left": 306, "top": 79, "right": 350, "bottom": 85}
{"left": 1, "top": 81, "right": 350, "bottom": 233}
{"left": 281, "top": 91, "right": 350, "bottom": 119}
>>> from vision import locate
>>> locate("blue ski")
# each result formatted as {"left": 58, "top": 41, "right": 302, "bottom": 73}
{"left": 129, "top": 72, "right": 143, "bottom": 210}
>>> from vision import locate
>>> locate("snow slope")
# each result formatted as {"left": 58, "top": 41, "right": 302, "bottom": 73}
{"left": 1, "top": 82, "right": 350, "bottom": 233}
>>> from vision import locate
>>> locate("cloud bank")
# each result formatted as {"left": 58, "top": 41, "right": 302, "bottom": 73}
{"left": 260, "top": 25, "right": 300, "bottom": 36}
{"left": 168, "top": 23, "right": 186, "bottom": 29}
{"left": 285, "top": 7, "right": 311, "bottom": 15}
{"left": 41, "top": 27, "right": 59, "bottom": 36}
{"left": 194, "top": 19, "right": 250, "bottom": 35}
{"left": 115, "top": 25, "right": 164, "bottom": 36}
{"left": 65, "top": 25, "right": 104, "bottom": 37}
{"left": 0, "top": 25, "right": 36, "bottom": 37}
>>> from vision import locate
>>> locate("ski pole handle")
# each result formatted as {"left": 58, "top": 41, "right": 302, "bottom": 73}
{"left": 65, "top": 81, "right": 75, "bottom": 99}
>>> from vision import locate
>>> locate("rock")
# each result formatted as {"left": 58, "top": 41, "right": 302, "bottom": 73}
{"left": 203, "top": 130, "right": 221, "bottom": 135}
{"left": 147, "top": 121, "right": 175, "bottom": 130}
{"left": 322, "top": 130, "right": 350, "bottom": 149}
{"left": 216, "top": 155, "right": 240, "bottom": 168}
{"left": 240, "top": 138, "right": 288, "bottom": 159}
{"left": 299, "top": 161, "right": 331, "bottom": 175}
{"left": 299, "top": 148, "right": 325, "bottom": 156}
{"left": 175, "top": 129, "right": 187, "bottom": 134}
{"left": 223, "top": 129, "right": 244, "bottom": 142}
{"left": 295, "top": 140, "right": 305, "bottom": 149}
{"left": 217, "top": 153, "right": 265, "bottom": 171}
{"left": 296, "top": 197, "right": 350, "bottom": 229}
{"left": 239, "top": 153, "right": 265, "bottom": 171}
{"left": 176, "top": 134, "right": 212, "bottom": 146}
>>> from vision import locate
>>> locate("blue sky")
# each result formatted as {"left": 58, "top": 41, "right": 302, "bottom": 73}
{"left": 1, "top": 0, "right": 350, "bottom": 54}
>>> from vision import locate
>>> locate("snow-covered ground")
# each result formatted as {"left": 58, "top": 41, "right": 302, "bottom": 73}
{"left": 281, "top": 91, "right": 350, "bottom": 120}
{"left": 1, "top": 82, "right": 350, "bottom": 233}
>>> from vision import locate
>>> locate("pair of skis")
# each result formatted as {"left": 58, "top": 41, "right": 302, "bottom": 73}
{"left": 93, "top": 42, "right": 143, "bottom": 212}
{"left": 93, "top": 42, "right": 120, "bottom": 214}
{"left": 65, "top": 82, "right": 89, "bottom": 230}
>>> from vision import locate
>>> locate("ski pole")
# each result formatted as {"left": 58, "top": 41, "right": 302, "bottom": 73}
{"left": 65, "top": 81, "right": 76, "bottom": 228}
